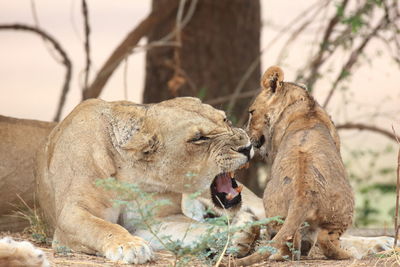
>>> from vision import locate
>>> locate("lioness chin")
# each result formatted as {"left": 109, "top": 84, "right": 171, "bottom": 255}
{"left": 234, "top": 66, "right": 355, "bottom": 266}
{"left": 35, "top": 97, "right": 262, "bottom": 264}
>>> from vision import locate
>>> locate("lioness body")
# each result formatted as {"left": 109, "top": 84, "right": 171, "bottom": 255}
{"left": 35, "top": 97, "right": 261, "bottom": 263}
{"left": 235, "top": 66, "right": 354, "bottom": 265}
{"left": 0, "top": 116, "right": 55, "bottom": 231}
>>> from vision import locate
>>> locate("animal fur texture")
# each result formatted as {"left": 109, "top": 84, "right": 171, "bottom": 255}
{"left": 235, "top": 66, "right": 354, "bottom": 266}
{"left": 0, "top": 237, "right": 49, "bottom": 267}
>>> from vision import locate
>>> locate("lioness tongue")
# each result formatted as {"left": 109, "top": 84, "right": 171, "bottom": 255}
{"left": 215, "top": 173, "right": 238, "bottom": 199}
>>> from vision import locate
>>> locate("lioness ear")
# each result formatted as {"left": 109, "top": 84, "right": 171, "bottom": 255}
{"left": 113, "top": 121, "right": 160, "bottom": 154}
{"left": 261, "top": 66, "right": 284, "bottom": 93}
{"left": 109, "top": 107, "right": 161, "bottom": 158}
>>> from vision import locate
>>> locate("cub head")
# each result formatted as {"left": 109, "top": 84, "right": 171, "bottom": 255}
{"left": 247, "top": 66, "right": 310, "bottom": 156}
{"left": 111, "top": 97, "right": 253, "bottom": 210}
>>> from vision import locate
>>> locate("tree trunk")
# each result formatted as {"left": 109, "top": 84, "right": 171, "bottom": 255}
{"left": 143, "top": 0, "right": 262, "bottom": 195}
{"left": 144, "top": 0, "right": 261, "bottom": 122}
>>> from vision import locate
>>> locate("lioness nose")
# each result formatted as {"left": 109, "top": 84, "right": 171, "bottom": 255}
{"left": 238, "top": 144, "right": 253, "bottom": 160}
{"left": 252, "top": 135, "right": 265, "bottom": 149}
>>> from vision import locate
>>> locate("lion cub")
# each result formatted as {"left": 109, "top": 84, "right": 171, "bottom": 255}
{"left": 236, "top": 66, "right": 354, "bottom": 265}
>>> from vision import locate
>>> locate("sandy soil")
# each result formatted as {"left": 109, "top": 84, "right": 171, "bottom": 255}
{"left": 1, "top": 232, "right": 397, "bottom": 267}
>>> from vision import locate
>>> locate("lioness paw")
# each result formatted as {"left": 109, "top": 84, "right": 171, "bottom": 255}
{"left": 341, "top": 235, "right": 396, "bottom": 259}
{"left": 104, "top": 237, "right": 154, "bottom": 264}
{"left": 0, "top": 237, "right": 50, "bottom": 267}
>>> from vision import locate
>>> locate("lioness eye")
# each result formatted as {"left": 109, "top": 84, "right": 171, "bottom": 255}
{"left": 189, "top": 133, "right": 210, "bottom": 143}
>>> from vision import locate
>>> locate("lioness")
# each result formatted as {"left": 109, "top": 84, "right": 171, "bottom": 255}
{"left": 0, "top": 237, "right": 49, "bottom": 267}
{"left": 0, "top": 115, "right": 55, "bottom": 231}
{"left": 35, "top": 97, "right": 263, "bottom": 264}
{"left": 234, "top": 66, "right": 355, "bottom": 265}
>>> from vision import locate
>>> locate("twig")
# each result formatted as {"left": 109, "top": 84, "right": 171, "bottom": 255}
{"left": 0, "top": 24, "right": 72, "bottom": 122}
{"left": 81, "top": 0, "right": 91, "bottom": 92}
{"left": 225, "top": 0, "right": 326, "bottom": 116}
{"left": 276, "top": 0, "right": 330, "bottom": 65}
{"left": 336, "top": 123, "right": 400, "bottom": 142}
{"left": 126, "top": 0, "right": 198, "bottom": 54}
{"left": 206, "top": 89, "right": 260, "bottom": 106}
{"left": 322, "top": 13, "right": 390, "bottom": 108}
{"left": 214, "top": 196, "right": 231, "bottom": 267}
{"left": 82, "top": 1, "right": 180, "bottom": 100}
{"left": 303, "top": 0, "right": 350, "bottom": 91}
{"left": 30, "top": 0, "right": 62, "bottom": 63}
{"left": 69, "top": 0, "right": 82, "bottom": 42}
{"left": 226, "top": 56, "right": 261, "bottom": 116}
{"left": 53, "top": 260, "right": 107, "bottom": 266}
{"left": 392, "top": 125, "right": 400, "bottom": 248}
{"left": 123, "top": 58, "right": 128, "bottom": 100}
{"left": 168, "top": 0, "right": 187, "bottom": 96}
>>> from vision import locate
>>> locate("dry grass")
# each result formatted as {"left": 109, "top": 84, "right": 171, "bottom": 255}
{"left": 373, "top": 247, "right": 400, "bottom": 267}
{"left": 9, "top": 194, "right": 49, "bottom": 244}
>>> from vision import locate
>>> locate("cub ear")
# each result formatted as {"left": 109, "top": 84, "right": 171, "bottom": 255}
{"left": 261, "top": 66, "right": 284, "bottom": 93}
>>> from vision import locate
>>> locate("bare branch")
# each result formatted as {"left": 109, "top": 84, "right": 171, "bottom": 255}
{"left": 30, "top": 0, "right": 62, "bottom": 63}
{"left": 322, "top": 14, "right": 391, "bottom": 108}
{"left": 168, "top": 0, "right": 188, "bottom": 96}
{"left": 303, "top": 0, "right": 350, "bottom": 91}
{"left": 82, "top": 0, "right": 91, "bottom": 92}
{"left": 225, "top": 0, "right": 327, "bottom": 116}
{"left": 83, "top": 0, "right": 180, "bottom": 100}
{"left": 336, "top": 123, "right": 400, "bottom": 142}
{"left": 0, "top": 24, "right": 72, "bottom": 122}
{"left": 392, "top": 125, "right": 400, "bottom": 248}
{"left": 276, "top": 0, "right": 330, "bottom": 65}
{"left": 206, "top": 89, "right": 260, "bottom": 106}
{"left": 123, "top": 58, "right": 128, "bottom": 100}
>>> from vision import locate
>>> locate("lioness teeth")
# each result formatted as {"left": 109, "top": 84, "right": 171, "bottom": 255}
{"left": 226, "top": 193, "right": 234, "bottom": 200}
{"left": 228, "top": 171, "right": 235, "bottom": 178}
{"left": 239, "top": 162, "right": 250, "bottom": 169}
{"left": 235, "top": 185, "right": 243, "bottom": 193}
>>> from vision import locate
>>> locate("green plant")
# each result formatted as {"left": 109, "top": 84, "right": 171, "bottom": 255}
{"left": 96, "top": 177, "right": 282, "bottom": 266}
{"left": 344, "top": 144, "right": 397, "bottom": 227}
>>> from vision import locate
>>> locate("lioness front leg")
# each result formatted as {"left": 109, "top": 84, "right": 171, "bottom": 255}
{"left": 340, "top": 235, "right": 397, "bottom": 259}
{"left": 54, "top": 205, "right": 154, "bottom": 264}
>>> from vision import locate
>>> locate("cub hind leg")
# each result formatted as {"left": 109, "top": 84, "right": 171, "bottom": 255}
{"left": 317, "top": 229, "right": 351, "bottom": 260}
{"left": 268, "top": 202, "right": 313, "bottom": 261}
{"left": 300, "top": 227, "right": 319, "bottom": 256}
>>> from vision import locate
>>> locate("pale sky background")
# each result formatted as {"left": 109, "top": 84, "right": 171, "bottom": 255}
{"left": 1, "top": 0, "right": 399, "bottom": 225}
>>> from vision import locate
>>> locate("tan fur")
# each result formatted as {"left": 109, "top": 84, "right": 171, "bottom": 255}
{"left": 35, "top": 97, "right": 261, "bottom": 264}
{"left": 235, "top": 66, "right": 354, "bottom": 266}
{"left": 0, "top": 237, "right": 49, "bottom": 267}
{"left": 0, "top": 116, "right": 55, "bottom": 232}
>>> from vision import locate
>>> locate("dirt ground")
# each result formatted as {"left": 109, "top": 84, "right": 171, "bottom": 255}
{"left": 1, "top": 232, "right": 399, "bottom": 267}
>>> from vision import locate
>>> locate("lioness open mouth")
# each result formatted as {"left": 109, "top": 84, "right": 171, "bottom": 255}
{"left": 210, "top": 163, "right": 249, "bottom": 209}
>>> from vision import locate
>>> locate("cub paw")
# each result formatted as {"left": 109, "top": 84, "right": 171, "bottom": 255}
{"left": 230, "top": 210, "right": 260, "bottom": 257}
{"left": 104, "top": 236, "right": 154, "bottom": 264}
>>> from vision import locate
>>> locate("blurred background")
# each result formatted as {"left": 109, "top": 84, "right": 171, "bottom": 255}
{"left": 1, "top": 0, "right": 399, "bottom": 229}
